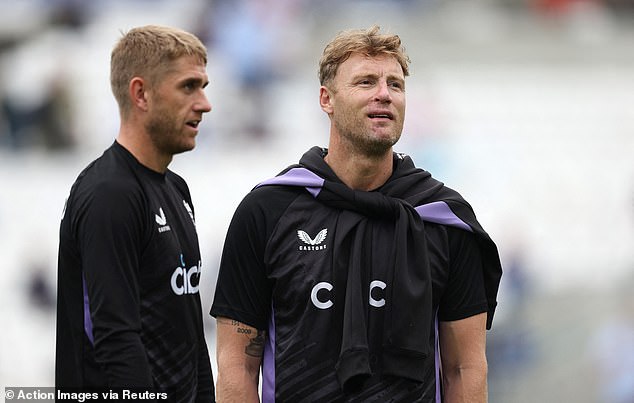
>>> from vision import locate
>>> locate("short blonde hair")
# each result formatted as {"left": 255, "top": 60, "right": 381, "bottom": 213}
{"left": 110, "top": 25, "right": 207, "bottom": 116}
{"left": 318, "top": 25, "right": 410, "bottom": 87}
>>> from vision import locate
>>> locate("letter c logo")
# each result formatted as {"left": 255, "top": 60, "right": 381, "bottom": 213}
{"left": 369, "top": 280, "right": 386, "bottom": 307}
{"left": 311, "top": 282, "right": 333, "bottom": 309}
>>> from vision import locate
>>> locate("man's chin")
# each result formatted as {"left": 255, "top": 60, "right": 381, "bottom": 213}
{"left": 170, "top": 141, "right": 196, "bottom": 155}
{"left": 182, "top": 136, "right": 198, "bottom": 151}
{"left": 362, "top": 136, "right": 400, "bottom": 157}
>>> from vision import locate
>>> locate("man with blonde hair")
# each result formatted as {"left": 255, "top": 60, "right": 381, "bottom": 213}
{"left": 211, "top": 25, "right": 502, "bottom": 402}
{"left": 56, "top": 25, "right": 214, "bottom": 401}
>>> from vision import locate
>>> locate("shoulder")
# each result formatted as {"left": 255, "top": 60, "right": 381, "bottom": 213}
{"left": 226, "top": 184, "right": 306, "bottom": 245}
{"left": 238, "top": 184, "right": 304, "bottom": 217}
{"left": 75, "top": 158, "right": 141, "bottom": 200}
{"left": 426, "top": 222, "right": 481, "bottom": 261}
{"left": 65, "top": 150, "right": 147, "bottom": 222}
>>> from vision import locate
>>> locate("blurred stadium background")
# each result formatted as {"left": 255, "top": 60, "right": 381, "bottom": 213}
{"left": 1, "top": 0, "right": 633, "bottom": 402}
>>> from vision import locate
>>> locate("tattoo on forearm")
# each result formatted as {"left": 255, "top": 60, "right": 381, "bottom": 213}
{"left": 245, "top": 330, "right": 264, "bottom": 357}
{"left": 217, "top": 317, "right": 265, "bottom": 357}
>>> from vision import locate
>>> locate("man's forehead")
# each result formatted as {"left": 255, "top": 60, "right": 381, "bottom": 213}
{"left": 340, "top": 53, "right": 404, "bottom": 77}
{"left": 164, "top": 56, "right": 208, "bottom": 78}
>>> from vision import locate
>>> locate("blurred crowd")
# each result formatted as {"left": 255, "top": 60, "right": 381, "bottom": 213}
{"left": 2, "top": 0, "right": 634, "bottom": 152}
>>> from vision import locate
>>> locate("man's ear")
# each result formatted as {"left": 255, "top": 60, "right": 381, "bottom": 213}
{"left": 319, "top": 86, "right": 334, "bottom": 114}
{"left": 129, "top": 77, "right": 149, "bottom": 112}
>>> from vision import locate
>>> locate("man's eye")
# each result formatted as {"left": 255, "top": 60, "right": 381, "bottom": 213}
{"left": 184, "top": 81, "right": 200, "bottom": 91}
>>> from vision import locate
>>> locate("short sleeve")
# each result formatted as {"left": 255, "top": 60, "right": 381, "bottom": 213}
{"left": 437, "top": 227, "right": 488, "bottom": 322}
{"left": 210, "top": 188, "right": 279, "bottom": 330}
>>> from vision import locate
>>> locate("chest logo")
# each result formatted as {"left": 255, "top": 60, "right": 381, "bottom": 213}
{"left": 171, "top": 259, "right": 201, "bottom": 295}
{"left": 297, "top": 228, "right": 328, "bottom": 251}
{"left": 155, "top": 207, "right": 171, "bottom": 233}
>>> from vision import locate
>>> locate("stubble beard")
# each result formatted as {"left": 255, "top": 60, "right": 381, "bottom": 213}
{"left": 145, "top": 108, "right": 193, "bottom": 156}
{"left": 335, "top": 115, "right": 402, "bottom": 159}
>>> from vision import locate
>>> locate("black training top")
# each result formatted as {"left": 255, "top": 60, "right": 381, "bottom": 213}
{"left": 211, "top": 147, "right": 499, "bottom": 402}
{"left": 56, "top": 141, "right": 214, "bottom": 402}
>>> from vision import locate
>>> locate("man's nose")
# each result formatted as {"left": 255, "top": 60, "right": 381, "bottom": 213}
{"left": 197, "top": 92, "right": 212, "bottom": 113}
{"left": 373, "top": 81, "right": 392, "bottom": 103}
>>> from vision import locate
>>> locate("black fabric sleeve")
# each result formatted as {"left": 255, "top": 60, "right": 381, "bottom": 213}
{"left": 437, "top": 227, "right": 488, "bottom": 322}
{"left": 210, "top": 189, "right": 273, "bottom": 330}
{"left": 195, "top": 333, "right": 215, "bottom": 402}
{"left": 210, "top": 186, "right": 295, "bottom": 330}
{"left": 77, "top": 178, "right": 154, "bottom": 387}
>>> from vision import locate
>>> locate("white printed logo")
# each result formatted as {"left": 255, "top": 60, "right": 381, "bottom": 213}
{"left": 183, "top": 200, "right": 195, "bottom": 225}
{"left": 311, "top": 280, "right": 386, "bottom": 309}
{"left": 297, "top": 228, "right": 328, "bottom": 251}
{"left": 155, "top": 208, "right": 171, "bottom": 233}
{"left": 171, "top": 263, "right": 201, "bottom": 295}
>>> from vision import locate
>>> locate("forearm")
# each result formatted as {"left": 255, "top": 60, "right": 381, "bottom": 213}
{"left": 215, "top": 317, "right": 264, "bottom": 403}
{"left": 439, "top": 314, "right": 488, "bottom": 403}
{"left": 215, "top": 365, "right": 260, "bottom": 403}
{"left": 442, "top": 361, "right": 488, "bottom": 403}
